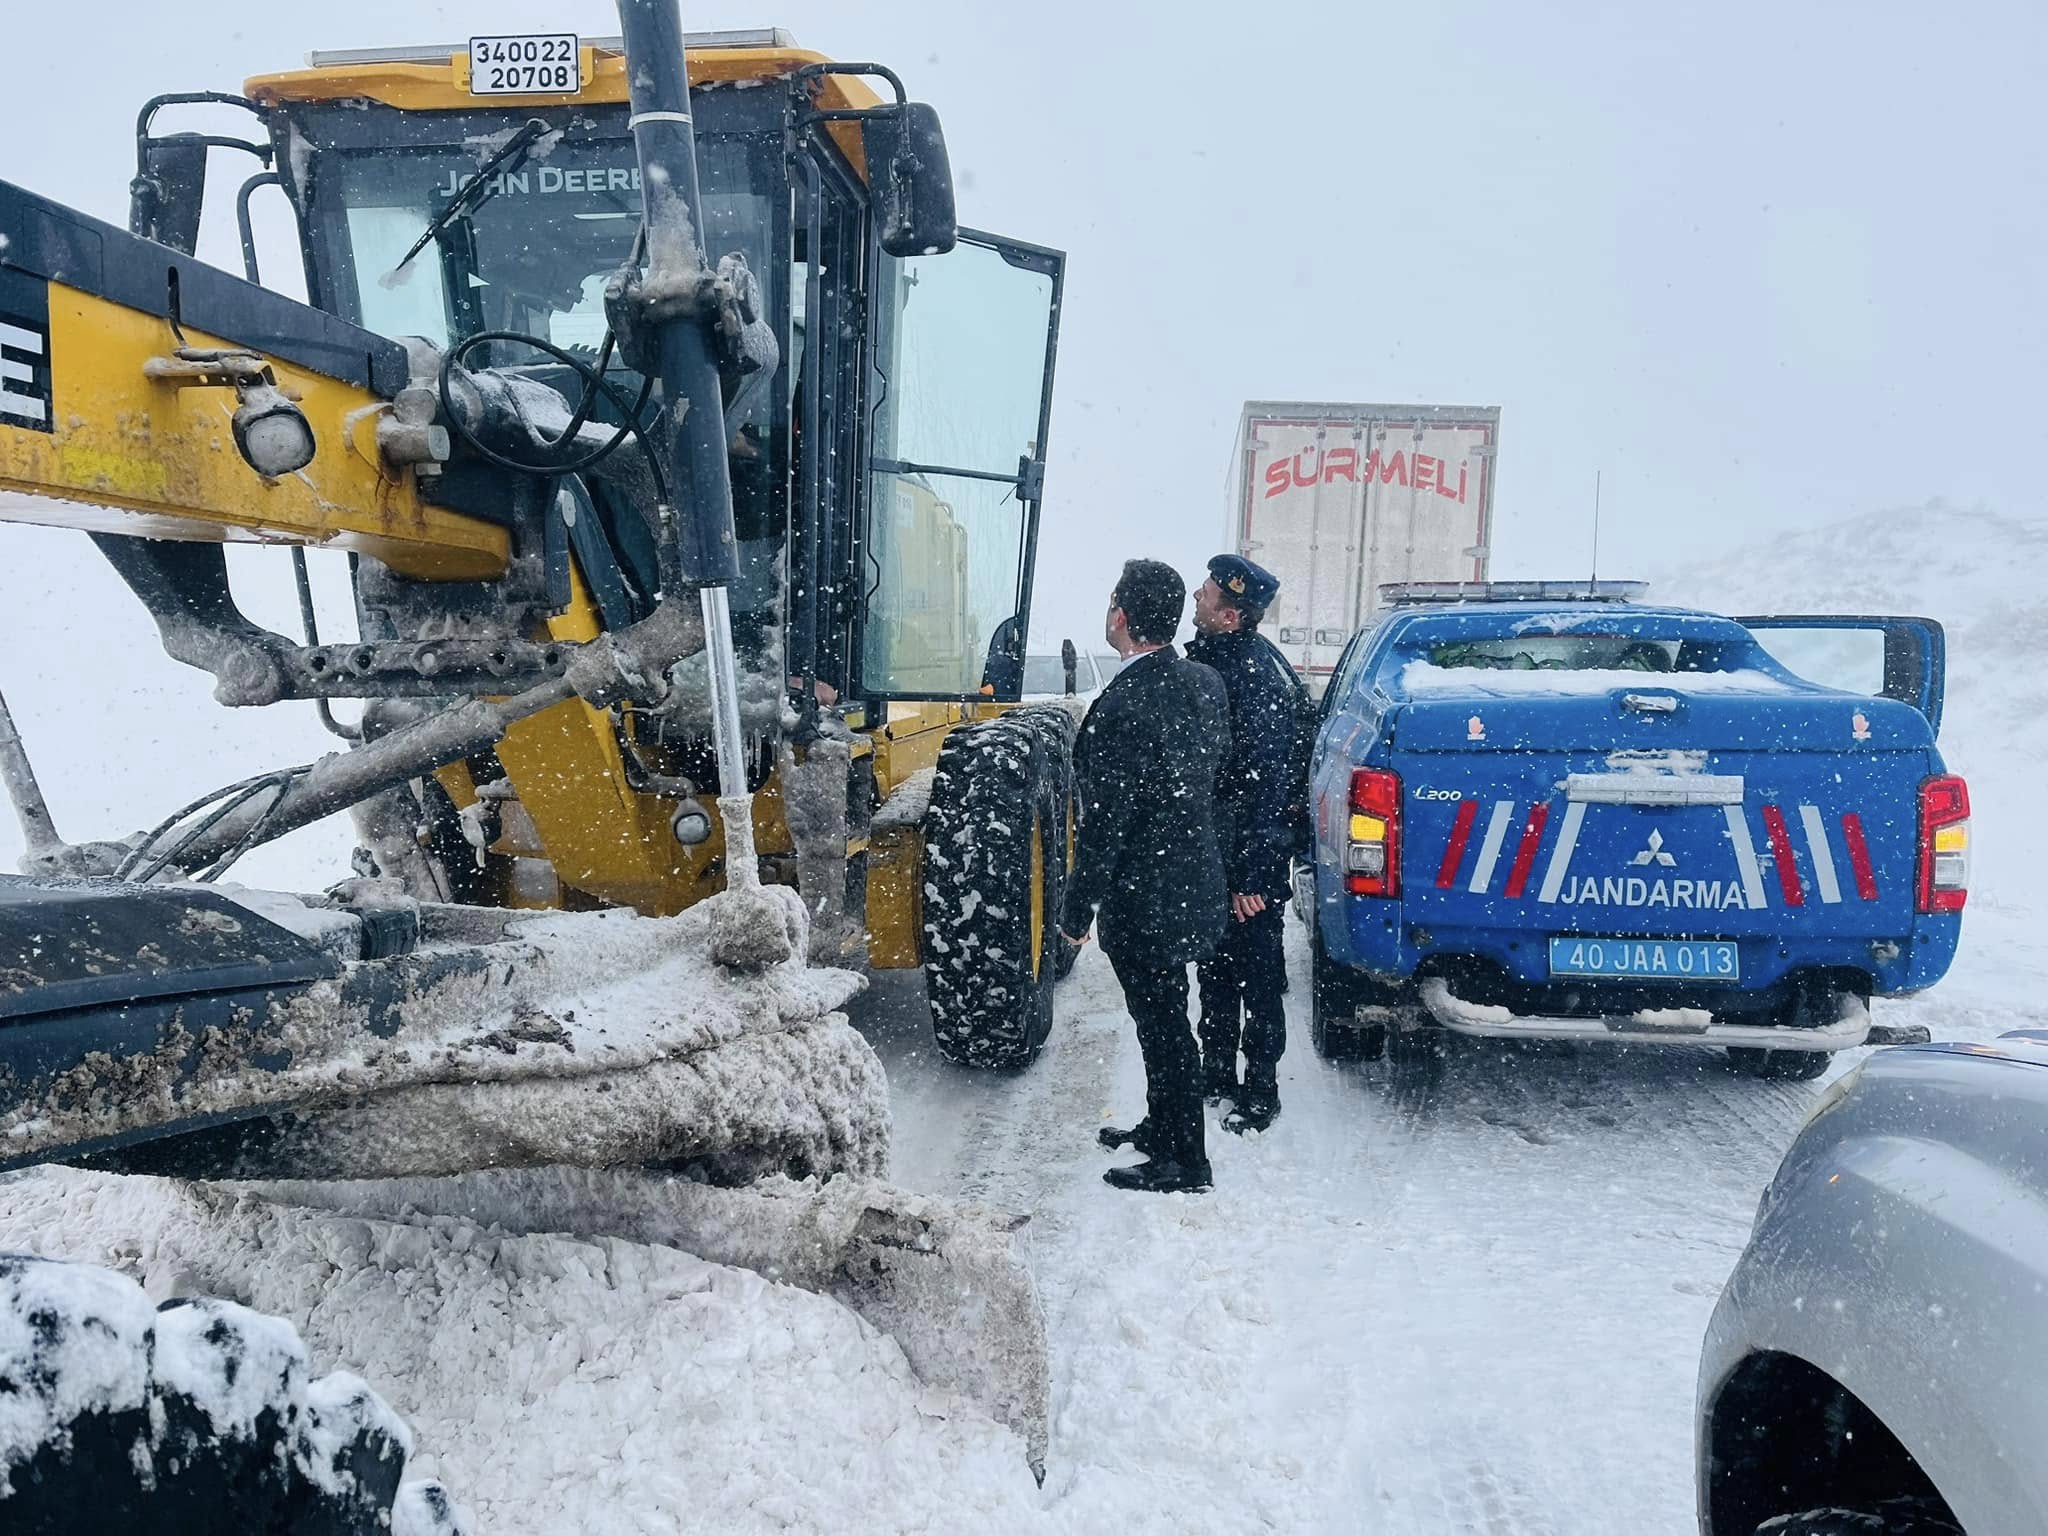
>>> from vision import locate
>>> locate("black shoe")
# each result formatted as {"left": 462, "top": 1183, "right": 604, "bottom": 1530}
{"left": 1104, "top": 1157, "right": 1213, "bottom": 1194}
{"left": 1224, "top": 1096, "right": 1280, "bottom": 1135}
{"left": 1098, "top": 1118, "right": 1158, "bottom": 1155}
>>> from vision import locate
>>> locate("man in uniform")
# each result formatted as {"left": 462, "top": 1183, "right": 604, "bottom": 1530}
{"left": 1059, "top": 559, "right": 1232, "bottom": 1193}
{"left": 1187, "top": 553, "right": 1308, "bottom": 1134}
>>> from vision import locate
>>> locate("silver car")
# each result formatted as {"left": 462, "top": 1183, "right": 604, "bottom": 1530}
{"left": 1020, "top": 649, "right": 1107, "bottom": 701}
{"left": 1697, "top": 1030, "right": 2048, "bottom": 1535}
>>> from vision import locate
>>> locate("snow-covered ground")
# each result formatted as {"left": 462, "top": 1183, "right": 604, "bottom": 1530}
{"left": 860, "top": 498, "right": 2048, "bottom": 1529}
{"left": 2, "top": 503, "right": 2043, "bottom": 1532}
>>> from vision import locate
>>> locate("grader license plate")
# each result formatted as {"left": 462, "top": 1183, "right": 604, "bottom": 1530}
{"left": 469, "top": 35, "right": 582, "bottom": 95}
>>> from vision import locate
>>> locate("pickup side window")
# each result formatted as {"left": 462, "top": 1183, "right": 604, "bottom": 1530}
{"left": 1321, "top": 629, "right": 1372, "bottom": 721}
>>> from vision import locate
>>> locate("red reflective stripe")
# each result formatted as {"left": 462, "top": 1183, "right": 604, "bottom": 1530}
{"left": 1436, "top": 798, "right": 1481, "bottom": 889}
{"left": 1502, "top": 801, "right": 1552, "bottom": 899}
{"left": 1761, "top": 804, "right": 1804, "bottom": 906}
{"left": 1840, "top": 813, "right": 1879, "bottom": 901}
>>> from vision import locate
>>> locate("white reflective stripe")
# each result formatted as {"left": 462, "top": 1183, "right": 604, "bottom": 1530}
{"left": 1468, "top": 800, "right": 1516, "bottom": 893}
{"left": 1722, "top": 805, "right": 1769, "bottom": 910}
{"left": 0, "top": 321, "right": 44, "bottom": 356}
{"left": 1535, "top": 801, "right": 1587, "bottom": 903}
{"left": 0, "top": 390, "right": 45, "bottom": 423}
{"left": 628, "top": 110, "right": 693, "bottom": 127}
{"left": 1799, "top": 804, "right": 1843, "bottom": 905}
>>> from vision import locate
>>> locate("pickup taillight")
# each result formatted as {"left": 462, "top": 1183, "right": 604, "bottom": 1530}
{"left": 1347, "top": 769, "right": 1402, "bottom": 898}
{"left": 1916, "top": 774, "right": 1970, "bottom": 914}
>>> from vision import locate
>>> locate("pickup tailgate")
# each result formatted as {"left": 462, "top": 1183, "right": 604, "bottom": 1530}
{"left": 1390, "top": 688, "right": 1929, "bottom": 942}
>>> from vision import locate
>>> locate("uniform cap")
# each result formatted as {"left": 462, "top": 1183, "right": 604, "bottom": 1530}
{"left": 1208, "top": 554, "right": 1280, "bottom": 612}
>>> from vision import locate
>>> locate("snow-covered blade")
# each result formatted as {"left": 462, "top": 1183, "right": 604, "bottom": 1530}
{"left": 0, "top": 880, "right": 884, "bottom": 1184}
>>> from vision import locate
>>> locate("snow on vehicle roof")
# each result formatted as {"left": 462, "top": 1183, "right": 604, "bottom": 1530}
{"left": 1373, "top": 603, "right": 1800, "bottom": 699}
{"left": 1397, "top": 660, "right": 1792, "bottom": 698}
{"left": 1391, "top": 601, "right": 1751, "bottom": 639}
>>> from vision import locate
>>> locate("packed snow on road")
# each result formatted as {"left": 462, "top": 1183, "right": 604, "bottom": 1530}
{"left": 3, "top": 503, "right": 2044, "bottom": 1532}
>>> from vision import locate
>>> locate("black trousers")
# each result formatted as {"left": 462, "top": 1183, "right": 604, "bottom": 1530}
{"left": 1197, "top": 902, "right": 1288, "bottom": 1093}
{"left": 1108, "top": 950, "right": 1207, "bottom": 1171}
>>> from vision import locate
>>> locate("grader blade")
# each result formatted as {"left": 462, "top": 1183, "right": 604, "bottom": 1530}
{"left": 243, "top": 1167, "right": 1052, "bottom": 1477}
{"left": 0, "top": 876, "right": 885, "bottom": 1184}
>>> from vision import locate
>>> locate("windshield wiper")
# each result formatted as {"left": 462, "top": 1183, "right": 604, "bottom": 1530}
{"left": 388, "top": 117, "right": 553, "bottom": 276}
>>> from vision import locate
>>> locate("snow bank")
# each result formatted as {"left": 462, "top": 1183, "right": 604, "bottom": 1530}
{"left": 1655, "top": 501, "right": 2048, "bottom": 998}
{"left": 0, "top": 1169, "right": 1044, "bottom": 1534}
{"left": 243, "top": 1166, "right": 1052, "bottom": 1472}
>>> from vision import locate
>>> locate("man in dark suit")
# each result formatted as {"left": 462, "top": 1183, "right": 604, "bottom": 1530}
{"left": 1188, "top": 554, "right": 1309, "bottom": 1134}
{"left": 1058, "top": 559, "right": 1232, "bottom": 1193}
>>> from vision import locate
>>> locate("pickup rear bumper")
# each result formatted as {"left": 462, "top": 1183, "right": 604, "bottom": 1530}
{"left": 1415, "top": 977, "right": 1875, "bottom": 1052}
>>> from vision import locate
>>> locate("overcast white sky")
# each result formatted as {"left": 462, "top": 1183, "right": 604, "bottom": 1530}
{"left": 5, "top": 0, "right": 2044, "bottom": 652}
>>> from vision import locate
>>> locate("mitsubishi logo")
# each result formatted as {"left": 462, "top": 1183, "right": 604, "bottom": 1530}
{"left": 1631, "top": 830, "right": 1677, "bottom": 868}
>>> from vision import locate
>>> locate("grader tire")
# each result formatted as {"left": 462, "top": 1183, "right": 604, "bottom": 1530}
{"left": 923, "top": 715, "right": 1069, "bottom": 1069}
{"left": 1008, "top": 706, "right": 1081, "bottom": 982}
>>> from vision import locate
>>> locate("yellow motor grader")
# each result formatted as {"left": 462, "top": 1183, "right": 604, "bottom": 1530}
{"left": 0, "top": 9, "right": 1074, "bottom": 1475}
{"left": 0, "top": 17, "right": 1077, "bottom": 1160}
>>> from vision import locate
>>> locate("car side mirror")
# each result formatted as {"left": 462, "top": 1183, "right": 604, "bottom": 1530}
{"left": 131, "top": 136, "right": 209, "bottom": 255}
{"left": 862, "top": 102, "right": 957, "bottom": 258}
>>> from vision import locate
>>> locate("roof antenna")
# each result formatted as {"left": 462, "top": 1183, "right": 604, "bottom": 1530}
{"left": 1588, "top": 470, "right": 1602, "bottom": 596}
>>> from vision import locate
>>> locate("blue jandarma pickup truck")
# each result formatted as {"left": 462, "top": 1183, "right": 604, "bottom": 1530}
{"left": 1300, "top": 583, "right": 1966, "bottom": 1078}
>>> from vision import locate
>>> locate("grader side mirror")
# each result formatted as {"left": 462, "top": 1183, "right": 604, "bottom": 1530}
{"left": 1061, "top": 639, "right": 1078, "bottom": 696}
{"left": 862, "top": 103, "right": 957, "bottom": 258}
{"left": 131, "top": 137, "right": 209, "bottom": 255}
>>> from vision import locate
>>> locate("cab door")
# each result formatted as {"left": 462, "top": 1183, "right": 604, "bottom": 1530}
{"left": 1738, "top": 615, "right": 1947, "bottom": 735}
{"left": 855, "top": 230, "right": 1063, "bottom": 702}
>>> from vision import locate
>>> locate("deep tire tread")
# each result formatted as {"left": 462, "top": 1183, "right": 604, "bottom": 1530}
{"left": 922, "top": 711, "right": 1075, "bottom": 1070}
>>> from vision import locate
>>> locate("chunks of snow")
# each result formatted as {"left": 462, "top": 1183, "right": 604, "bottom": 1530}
{"left": 0, "top": 1255, "right": 156, "bottom": 1494}
{"left": 153, "top": 1296, "right": 312, "bottom": 1444}
{"left": 0, "top": 1251, "right": 458, "bottom": 1529}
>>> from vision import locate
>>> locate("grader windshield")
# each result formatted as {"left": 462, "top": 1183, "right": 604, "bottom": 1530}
{"left": 277, "top": 67, "right": 1060, "bottom": 706}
